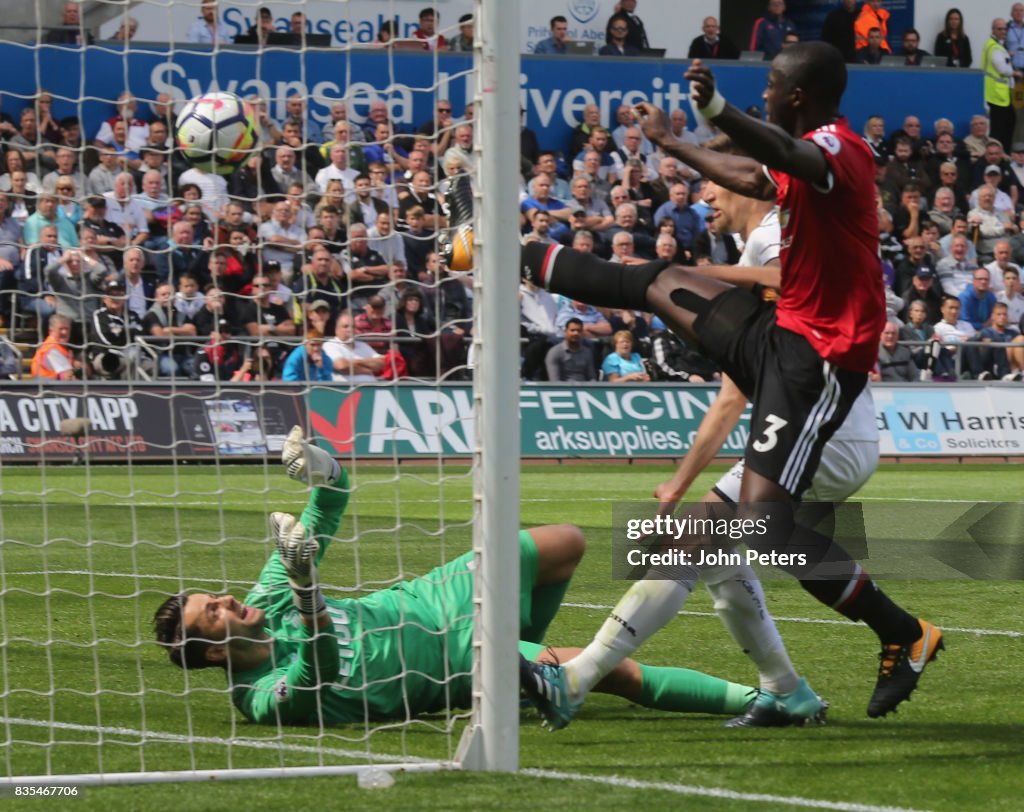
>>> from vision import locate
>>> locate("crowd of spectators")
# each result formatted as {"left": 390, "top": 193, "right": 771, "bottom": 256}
{"left": 12, "top": 3, "right": 1024, "bottom": 385}
{"left": 863, "top": 105, "right": 1024, "bottom": 382}
{"left": 42, "top": 1, "right": 654, "bottom": 56}
{"left": 31, "top": 0, "right": 1006, "bottom": 74}
{"left": 514, "top": 94, "right": 1024, "bottom": 384}
{"left": 5, "top": 78, "right": 483, "bottom": 383}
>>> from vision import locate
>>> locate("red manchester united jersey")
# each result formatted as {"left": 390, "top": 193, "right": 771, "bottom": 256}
{"left": 767, "top": 118, "right": 885, "bottom": 374}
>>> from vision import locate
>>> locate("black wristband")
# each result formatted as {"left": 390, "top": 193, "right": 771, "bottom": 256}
{"left": 292, "top": 585, "right": 326, "bottom": 617}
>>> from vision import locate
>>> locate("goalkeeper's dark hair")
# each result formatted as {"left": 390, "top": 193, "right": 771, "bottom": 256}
{"left": 153, "top": 593, "right": 220, "bottom": 670}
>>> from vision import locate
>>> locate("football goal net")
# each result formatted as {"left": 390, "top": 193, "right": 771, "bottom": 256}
{"left": 0, "top": 0, "right": 520, "bottom": 786}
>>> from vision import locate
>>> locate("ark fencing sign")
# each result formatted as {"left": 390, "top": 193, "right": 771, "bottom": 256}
{"left": 1, "top": 383, "right": 1018, "bottom": 462}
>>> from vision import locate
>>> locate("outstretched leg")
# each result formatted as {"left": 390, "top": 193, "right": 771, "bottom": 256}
{"left": 520, "top": 245, "right": 943, "bottom": 717}
{"left": 521, "top": 524, "right": 586, "bottom": 644}
{"left": 553, "top": 493, "right": 827, "bottom": 729}
{"left": 520, "top": 241, "right": 732, "bottom": 346}
{"left": 520, "top": 645, "right": 756, "bottom": 728}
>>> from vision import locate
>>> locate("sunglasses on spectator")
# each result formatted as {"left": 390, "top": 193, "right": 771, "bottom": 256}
{"left": 611, "top": 26, "right": 628, "bottom": 32}
{"left": 438, "top": 107, "right": 452, "bottom": 113}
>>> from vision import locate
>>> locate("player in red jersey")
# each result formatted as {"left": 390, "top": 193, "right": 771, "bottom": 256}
{"left": 513, "top": 43, "right": 941, "bottom": 718}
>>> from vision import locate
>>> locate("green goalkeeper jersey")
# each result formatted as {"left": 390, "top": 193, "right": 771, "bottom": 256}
{"left": 231, "top": 479, "right": 475, "bottom": 726}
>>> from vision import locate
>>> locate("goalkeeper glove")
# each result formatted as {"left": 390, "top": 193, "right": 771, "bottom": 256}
{"left": 270, "top": 511, "right": 326, "bottom": 617}
{"left": 282, "top": 425, "right": 341, "bottom": 487}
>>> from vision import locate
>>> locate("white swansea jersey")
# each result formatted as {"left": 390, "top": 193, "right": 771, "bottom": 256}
{"left": 738, "top": 208, "right": 781, "bottom": 267}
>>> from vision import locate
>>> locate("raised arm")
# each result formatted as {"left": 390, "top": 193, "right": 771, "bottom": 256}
{"left": 243, "top": 512, "right": 341, "bottom": 725}
{"left": 635, "top": 102, "right": 773, "bottom": 199}
{"left": 286, "top": 427, "right": 348, "bottom": 560}
{"left": 682, "top": 60, "right": 830, "bottom": 189}
{"left": 243, "top": 429, "right": 352, "bottom": 723}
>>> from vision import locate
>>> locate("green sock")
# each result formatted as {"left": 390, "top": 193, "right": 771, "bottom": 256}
{"left": 638, "top": 664, "right": 756, "bottom": 715}
{"left": 521, "top": 580, "right": 570, "bottom": 644}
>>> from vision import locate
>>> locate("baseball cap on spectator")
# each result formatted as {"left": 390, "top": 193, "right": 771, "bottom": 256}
{"left": 571, "top": 207, "right": 586, "bottom": 217}
{"left": 216, "top": 317, "right": 232, "bottom": 333}
{"left": 984, "top": 164, "right": 1002, "bottom": 175}
{"left": 310, "top": 299, "right": 331, "bottom": 312}
{"left": 104, "top": 278, "right": 125, "bottom": 293}
{"left": 264, "top": 260, "right": 281, "bottom": 273}
{"left": 1012, "top": 142, "right": 1024, "bottom": 153}
{"left": 915, "top": 268, "right": 936, "bottom": 279}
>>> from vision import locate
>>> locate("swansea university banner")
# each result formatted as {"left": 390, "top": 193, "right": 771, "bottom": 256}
{"left": 0, "top": 45, "right": 980, "bottom": 166}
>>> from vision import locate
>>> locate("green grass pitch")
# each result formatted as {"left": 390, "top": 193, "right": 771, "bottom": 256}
{"left": 0, "top": 461, "right": 1020, "bottom": 811}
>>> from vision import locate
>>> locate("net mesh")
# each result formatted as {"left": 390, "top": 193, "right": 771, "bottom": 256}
{"left": 0, "top": 0, "right": 488, "bottom": 782}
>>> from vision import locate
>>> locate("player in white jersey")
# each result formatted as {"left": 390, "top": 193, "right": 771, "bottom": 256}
{"left": 522, "top": 137, "right": 880, "bottom": 730}
{"left": 737, "top": 206, "right": 779, "bottom": 268}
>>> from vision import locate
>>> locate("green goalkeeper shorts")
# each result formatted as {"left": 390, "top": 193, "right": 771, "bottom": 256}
{"left": 402, "top": 528, "right": 539, "bottom": 634}
{"left": 395, "top": 529, "right": 541, "bottom": 710}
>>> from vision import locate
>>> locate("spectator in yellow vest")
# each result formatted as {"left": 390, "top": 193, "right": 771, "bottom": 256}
{"left": 981, "top": 18, "right": 1022, "bottom": 153}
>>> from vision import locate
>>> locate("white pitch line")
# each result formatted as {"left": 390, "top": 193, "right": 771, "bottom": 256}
{"left": 11, "top": 495, "right": 998, "bottom": 509}
{"left": 0, "top": 716, "right": 438, "bottom": 765}
{"left": 1, "top": 717, "right": 927, "bottom": 811}
{"left": 562, "top": 603, "right": 1024, "bottom": 638}
{"left": 522, "top": 769, "right": 928, "bottom": 812}
{"left": 6, "top": 572, "right": 1023, "bottom": 638}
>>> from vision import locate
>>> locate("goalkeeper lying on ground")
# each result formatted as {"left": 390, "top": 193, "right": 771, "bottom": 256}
{"left": 154, "top": 427, "right": 758, "bottom": 725}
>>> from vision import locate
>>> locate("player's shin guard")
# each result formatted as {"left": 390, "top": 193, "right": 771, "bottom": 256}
{"left": 521, "top": 241, "right": 667, "bottom": 311}
{"left": 564, "top": 574, "right": 695, "bottom": 703}
{"left": 702, "top": 562, "right": 800, "bottom": 695}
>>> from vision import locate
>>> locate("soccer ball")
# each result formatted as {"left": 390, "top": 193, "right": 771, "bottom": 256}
{"left": 175, "top": 92, "right": 258, "bottom": 175}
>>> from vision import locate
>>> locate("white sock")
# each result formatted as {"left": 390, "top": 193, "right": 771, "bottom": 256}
{"left": 564, "top": 572, "right": 695, "bottom": 702}
{"left": 701, "top": 561, "right": 800, "bottom": 695}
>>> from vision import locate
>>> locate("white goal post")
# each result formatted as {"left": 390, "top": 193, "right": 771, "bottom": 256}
{"left": 0, "top": 0, "right": 520, "bottom": 787}
{"left": 456, "top": 0, "right": 522, "bottom": 774}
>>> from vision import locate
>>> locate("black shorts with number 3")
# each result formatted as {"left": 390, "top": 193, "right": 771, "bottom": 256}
{"left": 696, "top": 287, "right": 867, "bottom": 499}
